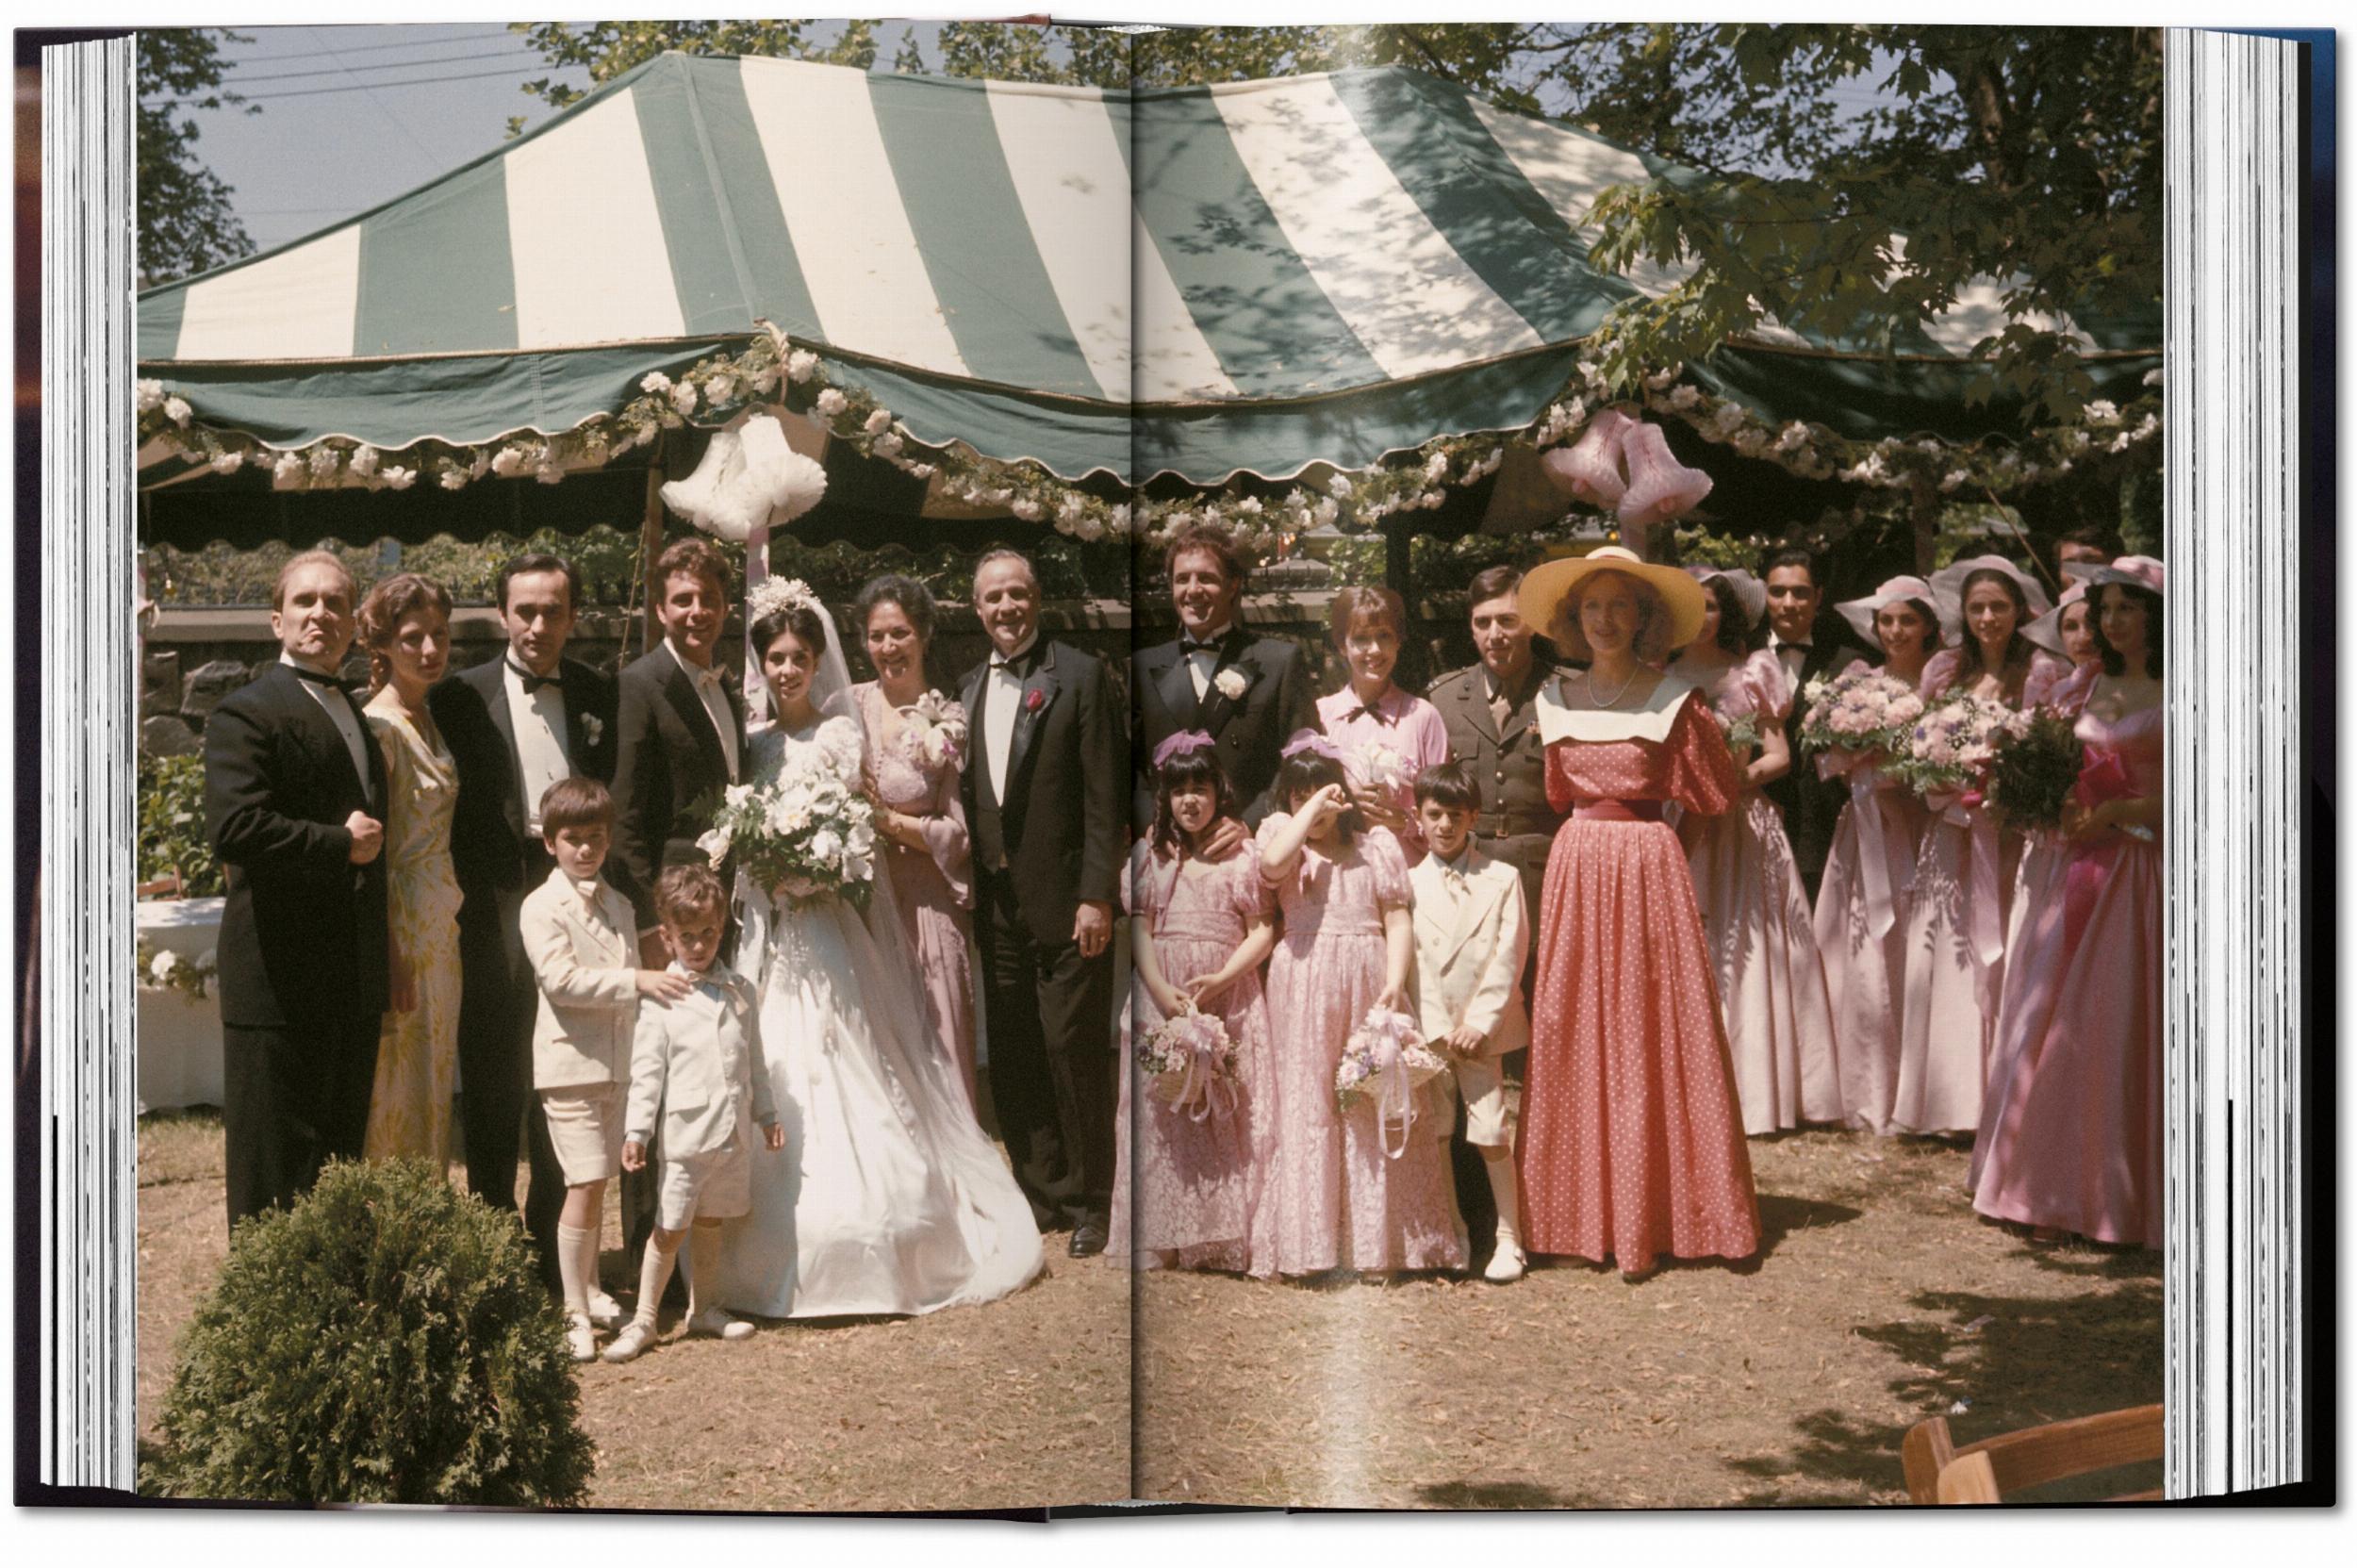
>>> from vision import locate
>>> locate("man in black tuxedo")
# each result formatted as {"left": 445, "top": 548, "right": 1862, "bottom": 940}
{"left": 1132, "top": 522, "right": 1312, "bottom": 840}
{"left": 427, "top": 552, "right": 616, "bottom": 1287}
{"left": 1758, "top": 546, "right": 1865, "bottom": 903}
{"left": 205, "top": 551, "right": 389, "bottom": 1230}
{"left": 609, "top": 536, "right": 745, "bottom": 1280}
{"left": 961, "top": 550, "right": 1123, "bottom": 1257}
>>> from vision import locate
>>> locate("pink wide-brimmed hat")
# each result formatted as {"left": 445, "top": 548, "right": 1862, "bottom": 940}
{"left": 1931, "top": 553, "right": 2055, "bottom": 625}
{"left": 1836, "top": 575, "right": 1958, "bottom": 646}
{"left": 2081, "top": 554, "right": 2167, "bottom": 597}
{"left": 1686, "top": 565, "right": 1768, "bottom": 631}
{"left": 2022, "top": 579, "right": 2091, "bottom": 655}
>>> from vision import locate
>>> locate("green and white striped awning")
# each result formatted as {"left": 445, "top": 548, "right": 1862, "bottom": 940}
{"left": 137, "top": 54, "right": 2160, "bottom": 487}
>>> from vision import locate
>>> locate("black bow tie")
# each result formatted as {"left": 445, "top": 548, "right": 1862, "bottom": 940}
{"left": 508, "top": 660, "right": 561, "bottom": 694}
{"left": 1779, "top": 641, "right": 1812, "bottom": 653}
{"left": 1179, "top": 635, "right": 1225, "bottom": 654}
{"left": 288, "top": 663, "right": 358, "bottom": 694}
{"left": 1342, "top": 703, "right": 1396, "bottom": 726}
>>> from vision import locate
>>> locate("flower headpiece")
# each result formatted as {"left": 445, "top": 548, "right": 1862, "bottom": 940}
{"left": 747, "top": 576, "right": 822, "bottom": 623}
{"left": 1153, "top": 730, "right": 1216, "bottom": 770}
{"left": 1279, "top": 729, "right": 1343, "bottom": 763}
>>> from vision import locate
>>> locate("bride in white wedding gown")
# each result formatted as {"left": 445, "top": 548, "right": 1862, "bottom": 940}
{"left": 717, "top": 584, "right": 1043, "bottom": 1318}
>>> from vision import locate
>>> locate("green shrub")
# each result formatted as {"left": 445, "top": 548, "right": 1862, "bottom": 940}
{"left": 139, "top": 752, "right": 222, "bottom": 898}
{"left": 143, "top": 1159, "right": 595, "bottom": 1507}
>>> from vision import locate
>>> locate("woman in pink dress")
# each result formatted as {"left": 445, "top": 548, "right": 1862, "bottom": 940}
{"left": 1113, "top": 734, "right": 1275, "bottom": 1272}
{"left": 1314, "top": 586, "right": 1451, "bottom": 862}
{"left": 1809, "top": 578, "right": 1944, "bottom": 1134}
{"left": 852, "top": 575, "right": 979, "bottom": 1111}
{"left": 1257, "top": 734, "right": 1465, "bottom": 1277}
{"left": 1894, "top": 556, "right": 2069, "bottom": 1136}
{"left": 1670, "top": 568, "right": 1842, "bottom": 1135}
{"left": 1513, "top": 549, "right": 1756, "bottom": 1277}
{"left": 1972, "top": 560, "right": 2165, "bottom": 1246}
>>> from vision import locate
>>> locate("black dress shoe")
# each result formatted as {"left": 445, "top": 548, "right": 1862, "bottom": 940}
{"left": 1067, "top": 1215, "right": 1109, "bottom": 1258}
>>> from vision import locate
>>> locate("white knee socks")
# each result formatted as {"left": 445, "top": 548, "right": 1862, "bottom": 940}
{"left": 556, "top": 1223, "right": 592, "bottom": 1320}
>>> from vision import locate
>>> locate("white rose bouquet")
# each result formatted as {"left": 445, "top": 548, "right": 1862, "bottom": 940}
{"left": 696, "top": 716, "right": 878, "bottom": 909}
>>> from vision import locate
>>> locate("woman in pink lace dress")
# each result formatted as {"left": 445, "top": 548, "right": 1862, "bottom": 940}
{"left": 1895, "top": 556, "right": 2069, "bottom": 1136}
{"left": 1113, "top": 735, "right": 1275, "bottom": 1271}
{"left": 1972, "top": 561, "right": 2166, "bottom": 1246}
{"left": 1670, "top": 568, "right": 1842, "bottom": 1135}
{"left": 1314, "top": 586, "right": 1451, "bottom": 862}
{"left": 853, "top": 575, "right": 978, "bottom": 1110}
{"left": 1257, "top": 736, "right": 1465, "bottom": 1277}
{"left": 1809, "top": 579, "right": 1942, "bottom": 1134}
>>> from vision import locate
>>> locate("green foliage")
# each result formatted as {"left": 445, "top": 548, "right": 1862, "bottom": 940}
{"left": 139, "top": 752, "right": 222, "bottom": 898}
{"left": 137, "top": 29, "right": 258, "bottom": 287}
{"left": 143, "top": 1159, "right": 594, "bottom": 1507}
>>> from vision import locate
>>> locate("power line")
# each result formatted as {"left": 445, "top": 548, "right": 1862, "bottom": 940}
{"left": 223, "top": 28, "right": 516, "bottom": 62}
{"left": 152, "top": 63, "right": 576, "bottom": 107}
{"left": 223, "top": 48, "right": 526, "bottom": 87}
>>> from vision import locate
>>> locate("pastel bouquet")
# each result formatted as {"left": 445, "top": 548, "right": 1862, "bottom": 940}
{"left": 1889, "top": 691, "right": 2018, "bottom": 802}
{"left": 696, "top": 717, "right": 878, "bottom": 908}
{"left": 1798, "top": 668, "right": 1924, "bottom": 757}
{"left": 1136, "top": 999, "right": 1241, "bottom": 1119}
{"left": 1982, "top": 706, "right": 2085, "bottom": 834}
{"left": 1711, "top": 706, "right": 1763, "bottom": 759}
{"left": 900, "top": 688, "right": 967, "bottom": 770}
{"left": 1334, "top": 1005, "right": 1448, "bottom": 1154}
{"left": 1347, "top": 739, "right": 1415, "bottom": 795}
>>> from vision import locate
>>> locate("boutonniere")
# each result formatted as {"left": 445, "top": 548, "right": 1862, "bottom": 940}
{"left": 582, "top": 713, "right": 604, "bottom": 746}
{"left": 1024, "top": 687, "right": 1047, "bottom": 714}
{"left": 1212, "top": 667, "right": 1251, "bottom": 701}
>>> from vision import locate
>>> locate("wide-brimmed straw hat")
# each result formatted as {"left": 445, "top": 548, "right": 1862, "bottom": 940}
{"left": 1517, "top": 546, "right": 1707, "bottom": 650}
{"left": 1686, "top": 565, "right": 1768, "bottom": 631}
{"left": 1931, "top": 553, "right": 2054, "bottom": 623}
{"left": 2080, "top": 554, "right": 2167, "bottom": 598}
{"left": 1836, "top": 575, "right": 1958, "bottom": 647}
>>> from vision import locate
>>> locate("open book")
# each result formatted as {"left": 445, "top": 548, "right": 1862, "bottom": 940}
{"left": 24, "top": 20, "right": 2331, "bottom": 1512}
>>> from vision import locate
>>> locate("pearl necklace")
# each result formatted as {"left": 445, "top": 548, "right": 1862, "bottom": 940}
{"left": 1585, "top": 664, "right": 1640, "bottom": 708}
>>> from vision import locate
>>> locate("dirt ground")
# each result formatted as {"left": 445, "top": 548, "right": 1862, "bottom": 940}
{"left": 139, "top": 1114, "right": 2159, "bottom": 1511}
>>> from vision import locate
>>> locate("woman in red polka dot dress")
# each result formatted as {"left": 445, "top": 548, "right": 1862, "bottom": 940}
{"left": 1513, "top": 548, "right": 1760, "bottom": 1278}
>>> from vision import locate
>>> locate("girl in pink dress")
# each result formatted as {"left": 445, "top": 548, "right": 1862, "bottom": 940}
{"left": 1257, "top": 735, "right": 1465, "bottom": 1277}
{"left": 1314, "top": 586, "right": 1451, "bottom": 862}
{"left": 1895, "top": 557, "right": 2069, "bottom": 1136}
{"left": 1972, "top": 561, "right": 2166, "bottom": 1246}
{"left": 1810, "top": 579, "right": 1943, "bottom": 1134}
{"left": 1512, "top": 549, "right": 1757, "bottom": 1277}
{"left": 854, "top": 576, "right": 979, "bottom": 1111}
{"left": 1671, "top": 568, "right": 1843, "bottom": 1135}
{"left": 1113, "top": 734, "right": 1276, "bottom": 1272}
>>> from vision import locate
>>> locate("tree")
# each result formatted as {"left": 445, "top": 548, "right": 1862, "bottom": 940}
{"left": 137, "top": 28, "right": 256, "bottom": 287}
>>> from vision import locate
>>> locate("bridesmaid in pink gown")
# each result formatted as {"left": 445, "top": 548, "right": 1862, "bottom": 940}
{"left": 1314, "top": 586, "right": 1451, "bottom": 862}
{"left": 1670, "top": 568, "right": 1843, "bottom": 1135}
{"left": 1973, "top": 561, "right": 2166, "bottom": 1246}
{"left": 1895, "top": 556, "right": 2068, "bottom": 1136}
{"left": 1810, "top": 578, "right": 1943, "bottom": 1134}
{"left": 1257, "top": 735, "right": 1465, "bottom": 1277}
{"left": 1513, "top": 550, "right": 1757, "bottom": 1277}
{"left": 1113, "top": 735, "right": 1274, "bottom": 1271}
{"left": 853, "top": 576, "right": 979, "bottom": 1111}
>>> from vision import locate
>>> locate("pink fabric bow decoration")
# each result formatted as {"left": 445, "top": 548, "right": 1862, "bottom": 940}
{"left": 2063, "top": 745, "right": 2140, "bottom": 947}
{"left": 1152, "top": 729, "right": 1215, "bottom": 770}
{"left": 1616, "top": 419, "right": 1715, "bottom": 537}
{"left": 1280, "top": 729, "right": 1343, "bottom": 763}
{"left": 1540, "top": 408, "right": 1634, "bottom": 506}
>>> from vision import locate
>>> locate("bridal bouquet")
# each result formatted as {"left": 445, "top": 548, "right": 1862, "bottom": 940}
{"left": 1888, "top": 691, "right": 2018, "bottom": 802}
{"left": 1798, "top": 668, "right": 1923, "bottom": 757}
{"left": 697, "top": 730, "right": 878, "bottom": 909}
{"left": 1982, "top": 706, "right": 2085, "bottom": 833}
{"left": 1136, "top": 1000, "right": 1240, "bottom": 1119}
{"left": 901, "top": 688, "right": 967, "bottom": 769}
{"left": 1334, "top": 1006, "right": 1448, "bottom": 1150}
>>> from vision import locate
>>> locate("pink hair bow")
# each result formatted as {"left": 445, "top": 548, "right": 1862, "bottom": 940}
{"left": 1280, "top": 729, "right": 1343, "bottom": 762}
{"left": 1153, "top": 730, "right": 1215, "bottom": 769}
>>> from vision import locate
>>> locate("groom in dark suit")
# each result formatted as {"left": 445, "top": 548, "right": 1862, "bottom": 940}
{"left": 205, "top": 551, "right": 389, "bottom": 1229}
{"left": 1758, "top": 546, "right": 1865, "bottom": 903}
{"left": 961, "top": 550, "right": 1123, "bottom": 1257}
{"left": 427, "top": 553, "right": 616, "bottom": 1286}
{"left": 609, "top": 536, "right": 745, "bottom": 1282}
{"left": 1132, "top": 522, "right": 1312, "bottom": 838}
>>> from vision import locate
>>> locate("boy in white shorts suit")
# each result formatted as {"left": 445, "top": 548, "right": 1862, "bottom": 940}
{"left": 1407, "top": 761, "right": 1531, "bottom": 1283}
{"left": 605, "top": 863, "right": 780, "bottom": 1362}
{"left": 519, "top": 776, "right": 696, "bottom": 1361}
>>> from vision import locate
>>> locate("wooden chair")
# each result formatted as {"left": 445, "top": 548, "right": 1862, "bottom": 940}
{"left": 1901, "top": 1404, "right": 2165, "bottom": 1504}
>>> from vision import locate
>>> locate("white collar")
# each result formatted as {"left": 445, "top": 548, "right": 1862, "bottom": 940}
{"left": 666, "top": 637, "right": 722, "bottom": 685}
{"left": 279, "top": 650, "right": 343, "bottom": 679}
{"left": 1534, "top": 671, "right": 1695, "bottom": 745}
{"left": 988, "top": 630, "right": 1041, "bottom": 668}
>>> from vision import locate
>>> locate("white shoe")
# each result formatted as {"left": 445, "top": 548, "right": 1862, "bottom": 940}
{"left": 565, "top": 1312, "right": 599, "bottom": 1363}
{"left": 602, "top": 1321, "right": 656, "bottom": 1363}
{"left": 1483, "top": 1242, "right": 1527, "bottom": 1284}
{"left": 585, "top": 1288, "right": 624, "bottom": 1329}
{"left": 686, "top": 1308, "right": 754, "bottom": 1342}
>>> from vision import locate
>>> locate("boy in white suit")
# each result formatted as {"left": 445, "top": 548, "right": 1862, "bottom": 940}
{"left": 605, "top": 864, "right": 782, "bottom": 1362}
{"left": 1408, "top": 762, "right": 1531, "bottom": 1282}
{"left": 519, "top": 777, "right": 695, "bottom": 1360}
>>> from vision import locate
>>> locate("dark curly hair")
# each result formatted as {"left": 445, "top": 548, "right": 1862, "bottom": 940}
{"left": 855, "top": 573, "right": 938, "bottom": 643}
{"left": 1695, "top": 574, "right": 1756, "bottom": 657}
{"left": 2092, "top": 581, "right": 2163, "bottom": 677}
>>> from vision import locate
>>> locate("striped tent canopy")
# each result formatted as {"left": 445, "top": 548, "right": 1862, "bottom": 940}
{"left": 138, "top": 53, "right": 2160, "bottom": 489}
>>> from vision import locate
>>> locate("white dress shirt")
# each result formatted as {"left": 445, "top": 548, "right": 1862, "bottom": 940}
{"left": 281, "top": 651, "right": 371, "bottom": 787}
{"left": 503, "top": 659, "right": 571, "bottom": 834}
{"left": 1180, "top": 619, "right": 1230, "bottom": 701}
{"left": 1768, "top": 631, "right": 1811, "bottom": 695}
{"left": 982, "top": 630, "right": 1038, "bottom": 805}
{"left": 667, "top": 638, "right": 739, "bottom": 783}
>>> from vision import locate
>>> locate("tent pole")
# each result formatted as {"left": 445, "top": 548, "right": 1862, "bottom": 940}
{"left": 639, "top": 437, "right": 668, "bottom": 657}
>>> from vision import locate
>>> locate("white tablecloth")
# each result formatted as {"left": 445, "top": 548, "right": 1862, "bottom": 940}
{"left": 138, "top": 897, "right": 224, "bottom": 1113}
